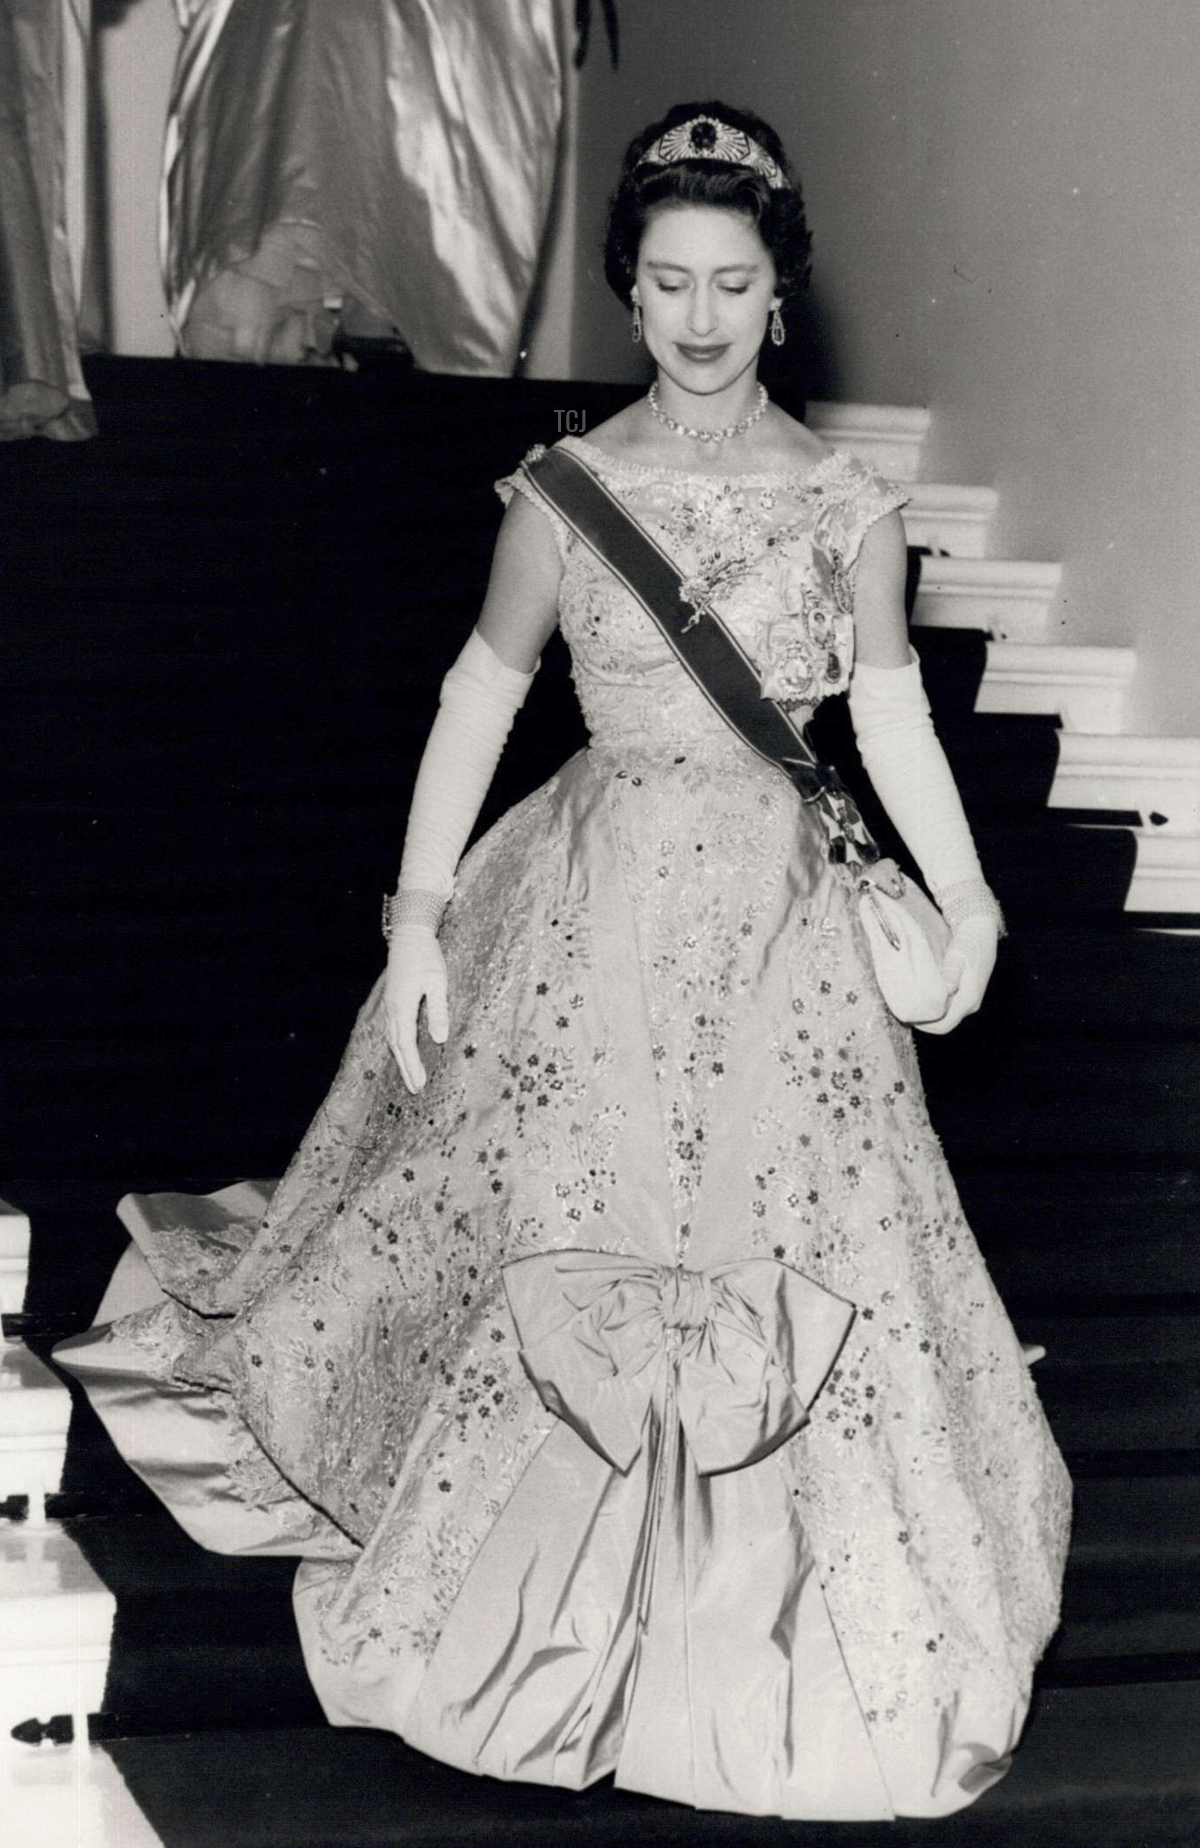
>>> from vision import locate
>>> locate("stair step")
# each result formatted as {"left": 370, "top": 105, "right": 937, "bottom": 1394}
{"left": 3, "top": 919, "right": 375, "bottom": 1038}
{"left": 1026, "top": 1314, "right": 1200, "bottom": 1453}
{"left": 0, "top": 798, "right": 1138, "bottom": 923}
{"left": 914, "top": 557, "right": 1062, "bottom": 642}
{"left": 1, "top": 689, "right": 429, "bottom": 803}
{"left": 978, "top": 642, "right": 1138, "bottom": 734}
{"left": 1055, "top": 1472, "right": 1200, "bottom": 1662}
{"left": 59, "top": 1419, "right": 1200, "bottom": 1684}
{"left": 0, "top": 1521, "right": 115, "bottom": 1741}
{"left": 4, "top": 1036, "right": 342, "bottom": 1175}
{"left": 1056, "top": 1558, "right": 1200, "bottom": 1662}
{"left": 1124, "top": 829, "right": 1200, "bottom": 914}
{"left": 1040, "top": 825, "right": 1200, "bottom": 919}
{"left": 923, "top": 1033, "right": 1200, "bottom": 1161}
{"left": 901, "top": 483, "right": 998, "bottom": 558}
{"left": 995, "top": 921, "right": 1200, "bottom": 1032}
{"left": 0, "top": 1339, "right": 72, "bottom": 1519}
{"left": 6, "top": 1024, "right": 1197, "bottom": 1184}
{"left": 974, "top": 816, "right": 1137, "bottom": 917}
{"left": 934, "top": 713, "right": 1062, "bottom": 816}
{"left": 956, "top": 1167, "right": 1200, "bottom": 1300}
{"left": 0, "top": 647, "right": 579, "bottom": 809}
{"left": 2, "top": 802, "right": 403, "bottom": 907}
{"left": 4, "top": 1743, "right": 164, "bottom": 1848}
{"left": 1, "top": 1199, "right": 32, "bottom": 1317}
{"left": 1022, "top": 1310, "right": 1200, "bottom": 1366}
{"left": 94, "top": 1684, "right": 1200, "bottom": 1844}
{"left": 806, "top": 400, "right": 930, "bottom": 478}
{"left": 1051, "top": 735, "right": 1200, "bottom": 835}
{"left": 59, "top": 1506, "right": 324, "bottom": 1736}
{"left": 1071, "top": 1470, "right": 1200, "bottom": 1548}
{"left": 1, "top": 1179, "right": 152, "bottom": 1328}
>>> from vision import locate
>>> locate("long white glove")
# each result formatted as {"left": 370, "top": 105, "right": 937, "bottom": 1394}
{"left": 848, "top": 651, "right": 1003, "bottom": 1033}
{"left": 384, "top": 628, "right": 536, "bottom": 1090}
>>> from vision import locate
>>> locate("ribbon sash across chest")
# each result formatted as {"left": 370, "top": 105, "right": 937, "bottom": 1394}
{"left": 521, "top": 444, "right": 877, "bottom": 864}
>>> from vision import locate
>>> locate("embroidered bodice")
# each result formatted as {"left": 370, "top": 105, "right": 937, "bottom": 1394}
{"left": 498, "top": 434, "right": 908, "bottom": 758}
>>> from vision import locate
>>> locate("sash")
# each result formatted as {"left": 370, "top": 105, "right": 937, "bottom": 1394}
{"left": 521, "top": 444, "right": 879, "bottom": 867}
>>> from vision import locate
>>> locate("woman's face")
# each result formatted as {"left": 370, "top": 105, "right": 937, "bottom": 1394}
{"left": 633, "top": 205, "right": 779, "bottom": 400}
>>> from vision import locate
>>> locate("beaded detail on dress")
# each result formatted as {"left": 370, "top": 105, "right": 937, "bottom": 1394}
{"left": 498, "top": 436, "right": 908, "bottom": 742}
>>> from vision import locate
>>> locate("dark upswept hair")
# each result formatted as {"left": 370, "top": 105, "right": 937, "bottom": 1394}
{"left": 603, "top": 101, "right": 813, "bottom": 307}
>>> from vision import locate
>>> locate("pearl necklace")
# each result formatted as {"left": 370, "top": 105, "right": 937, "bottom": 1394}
{"left": 647, "top": 380, "right": 769, "bottom": 445}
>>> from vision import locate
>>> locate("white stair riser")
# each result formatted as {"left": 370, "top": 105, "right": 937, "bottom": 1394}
{"left": 0, "top": 1263, "right": 28, "bottom": 1319}
{"left": 1064, "top": 826, "right": 1200, "bottom": 914}
{"left": 809, "top": 407, "right": 995, "bottom": 549}
{"left": 1, "top": 1343, "right": 70, "bottom": 1522}
{"left": 0, "top": 1202, "right": 31, "bottom": 1318}
{"left": 978, "top": 645, "right": 1136, "bottom": 735}
{"left": 0, "top": 1443, "right": 70, "bottom": 1529}
{"left": 3, "top": 1748, "right": 165, "bottom": 1848}
{"left": 1, "top": 1528, "right": 116, "bottom": 1772}
{"left": 977, "top": 680, "right": 1127, "bottom": 734}
{"left": 915, "top": 586, "right": 1048, "bottom": 642}
{"left": 903, "top": 499, "right": 994, "bottom": 559}
{"left": 913, "top": 561, "right": 1062, "bottom": 643}
{"left": 1, "top": 1646, "right": 111, "bottom": 1722}
{"left": 1126, "top": 835, "right": 1200, "bottom": 913}
{"left": 0, "top": 1528, "right": 156, "bottom": 1840}
{"left": 1051, "top": 771, "right": 1200, "bottom": 833}
{"left": 807, "top": 402, "right": 930, "bottom": 480}
{"left": 1127, "top": 865, "right": 1200, "bottom": 912}
{"left": 1050, "top": 737, "right": 1200, "bottom": 833}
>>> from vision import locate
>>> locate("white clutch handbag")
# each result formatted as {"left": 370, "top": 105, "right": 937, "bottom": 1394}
{"left": 856, "top": 859, "right": 953, "bottom": 1027}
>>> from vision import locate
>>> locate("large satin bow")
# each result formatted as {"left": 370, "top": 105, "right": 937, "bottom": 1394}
{"left": 403, "top": 1252, "right": 859, "bottom": 1796}
{"left": 503, "top": 1250, "right": 854, "bottom": 1476}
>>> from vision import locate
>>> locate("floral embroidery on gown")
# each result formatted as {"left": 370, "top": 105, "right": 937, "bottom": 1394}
{"left": 57, "top": 435, "right": 1072, "bottom": 1821}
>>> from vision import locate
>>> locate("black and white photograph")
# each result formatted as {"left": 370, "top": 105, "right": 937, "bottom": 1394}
{"left": 2, "top": 3, "right": 1198, "bottom": 1844}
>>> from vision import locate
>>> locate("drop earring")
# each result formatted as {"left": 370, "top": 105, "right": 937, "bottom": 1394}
{"left": 631, "top": 299, "right": 643, "bottom": 343}
{"left": 770, "top": 305, "right": 785, "bottom": 347}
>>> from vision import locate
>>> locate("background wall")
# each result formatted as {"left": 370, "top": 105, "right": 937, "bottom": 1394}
{"left": 573, "top": 2, "right": 1200, "bottom": 736}
{"left": 95, "top": 0, "right": 179, "bottom": 357}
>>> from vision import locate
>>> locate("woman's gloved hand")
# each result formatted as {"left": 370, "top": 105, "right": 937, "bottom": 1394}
{"left": 921, "top": 913, "right": 1000, "bottom": 1037}
{"left": 384, "top": 924, "right": 449, "bottom": 1092}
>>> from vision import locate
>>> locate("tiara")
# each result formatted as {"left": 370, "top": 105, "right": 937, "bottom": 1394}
{"left": 638, "top": 115, "right": 788, "bottom": 190}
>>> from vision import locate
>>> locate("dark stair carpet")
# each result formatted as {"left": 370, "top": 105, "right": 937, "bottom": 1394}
{"left": 96, "top": 1685, "right": 1200, "bottom": 1848}
{"left": 3, "top": 355, "right": 1199, "bottom": 1844}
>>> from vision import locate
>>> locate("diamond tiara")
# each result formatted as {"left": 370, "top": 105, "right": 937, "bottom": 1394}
{"left": 637, "top": 116, "right": 788, "bottom": 191}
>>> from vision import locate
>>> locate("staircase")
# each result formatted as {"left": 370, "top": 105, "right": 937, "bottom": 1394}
{"left": 1, "top": 358, "right": 1199, "bottom": 1846}
{"left": 810, "top": 401, "right": 1200, "bottom": 915}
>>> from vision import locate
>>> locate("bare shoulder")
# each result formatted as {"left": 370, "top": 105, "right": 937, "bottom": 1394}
{"left": 495, "top": 480, "right": 564, "bottom": 580}
{"left": 752, "top": 404, "right": 835, "bottom": 472}
{"left": 478, "top": 486, "right": 563, "bottom": 671}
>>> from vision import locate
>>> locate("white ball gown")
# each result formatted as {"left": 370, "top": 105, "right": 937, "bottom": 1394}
{"left": 58, "top": 436, "right": 1072, "bottom": 1821}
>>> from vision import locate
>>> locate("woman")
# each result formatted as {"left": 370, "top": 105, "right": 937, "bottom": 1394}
{"left": 59, "top": 102, "right": 1071, "bottom": 1821}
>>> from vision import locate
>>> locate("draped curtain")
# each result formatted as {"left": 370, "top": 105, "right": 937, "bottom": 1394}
{"left": 163, "top": 0, "right": 567, "bottom": 375}
{"left": 0, "top": 0, "right": 96, "bottom": 439}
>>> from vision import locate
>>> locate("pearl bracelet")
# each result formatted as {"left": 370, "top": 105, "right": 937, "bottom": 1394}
{"left": 932, "top": 877, "right": 1007, "bottom": 937}
{"left": 381, "top": 888, "right": 448, "bottom": 938}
